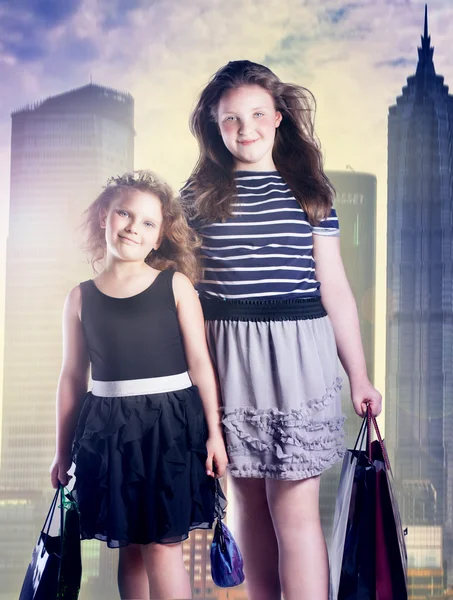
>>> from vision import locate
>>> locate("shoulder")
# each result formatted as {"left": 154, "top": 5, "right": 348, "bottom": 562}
{"left": 67, "top": 284, "right": 83, "bottom": 305}
{"left": 63, "top": 285, "right": 84, "bottom": 320}
{"left": 172, "top": 271, "right": 195, "bottom": 292}
{"left": 172, "top": 271, "right": 197, "bottom": 304}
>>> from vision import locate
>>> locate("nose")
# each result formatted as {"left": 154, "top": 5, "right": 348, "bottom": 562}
{"left": 125, "top": 218, "right": 139, "bottom": 234}
{"left": 238, "top": 118, "right": 253, "bottom": 136}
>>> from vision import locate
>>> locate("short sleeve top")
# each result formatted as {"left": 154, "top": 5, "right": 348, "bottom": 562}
{"left": 181, "top": 171, "right": 339, "bottom": 300}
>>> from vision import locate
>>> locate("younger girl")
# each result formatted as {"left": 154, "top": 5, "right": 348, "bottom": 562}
{"left": 182, "top": 60, "right": 382, "bottom": 600}
{"left": 49, "top": 170, "right": 228, "bottom": 600}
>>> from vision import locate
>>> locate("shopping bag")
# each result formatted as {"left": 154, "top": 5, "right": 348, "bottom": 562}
{"left": 210, "top": 479, "right": 245, "bottom": 588}
{"left": 19, "top": 487, "right": 62, "bottom": 600}
{"left": 329, "top": 409, "right": 408, "bottom": 600}
{"left": 19, "top": 485, "right": 82, "bottom": 600}
{"left": 57, "top": 491, "right": 82, "bottom": 600}
{"left": 331, "top": 418, "right": 377, "bottom": 599}
{"left": 330, "top": 419, "right": 366, "bottom": 596}
{"left": 369, "top": 414, "right": 407, "bottom": 599}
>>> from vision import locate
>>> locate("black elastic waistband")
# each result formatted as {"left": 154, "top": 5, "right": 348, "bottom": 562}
{"left": 200, "top": 296, "right": 327, "bottom": 322}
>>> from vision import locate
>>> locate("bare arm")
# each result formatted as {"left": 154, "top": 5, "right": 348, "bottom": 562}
{"left": 50, "top": 286, "right": 90, "bottom": 487}
{"left": 173, "top": 272, "right": 228, "bottom": 476}
{"left": 313, "top": 235, "right": 382, "bottom": 417}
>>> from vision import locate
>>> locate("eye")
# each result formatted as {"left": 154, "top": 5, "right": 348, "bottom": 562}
{"left": 144, "top": 221, "right": 155, "bottom": 228}
{"left": 118, "top": 209, "right": 129, "bottom": 217}
{"left": 224, "top": 116, "right": 237, "bottom": 122}
{"left": 254, "top": 112, "right": 264, "bottom": 118}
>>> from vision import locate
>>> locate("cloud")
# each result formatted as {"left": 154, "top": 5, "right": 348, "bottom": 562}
{"left": 376, "top": 57, "right": 415, "bottom": 68}
{"left": 100, "top": 0, "right": 157, "bottom": 30}
{"left": 1, "top": 0, "right": 453, "bottom": 200}
{"left": 0, "top": 0, "right": 81, "bottom": 26}
{"left": 324, "top": 3, "right": 359, "bottom": 25}
{"left": 0, "top": 0, "right": 83, "bottom": 62}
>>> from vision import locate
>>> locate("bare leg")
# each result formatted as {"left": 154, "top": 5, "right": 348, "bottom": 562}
{"left": 141, "top": 541, "right": 191, "bottom": 600}
{"left": 266, "top": 476, "right": 329, "bottom": 600}
{"left": 230, "top": 477, "right": 281, "bottom": 600}
{"left": 118, "top": 544, "right": 150, "bottom": 600}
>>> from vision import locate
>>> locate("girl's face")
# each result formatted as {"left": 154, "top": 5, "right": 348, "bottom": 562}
{"left": 101, "top": 189, "right": 163, "bottom": 264}
{"left": 217, "top": 84, "right": 282, "bottom": 171}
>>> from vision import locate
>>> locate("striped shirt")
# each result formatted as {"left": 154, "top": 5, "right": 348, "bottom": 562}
{"left": 181, "top": 171, "right": 339, "bottom": 300}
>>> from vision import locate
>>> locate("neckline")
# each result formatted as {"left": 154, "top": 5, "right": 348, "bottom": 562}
{"left": 234, "top": 170, "right": 280, "bottom": 177}
{"left": 89, "top": 270, "right": 165, "bottom": 300}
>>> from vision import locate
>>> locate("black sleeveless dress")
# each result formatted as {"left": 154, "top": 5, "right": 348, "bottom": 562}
{"left": 72, "top": 269, "right": 216, "bottom": 548}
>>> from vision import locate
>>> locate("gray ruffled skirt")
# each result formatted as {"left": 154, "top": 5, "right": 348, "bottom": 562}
{"left": 204, "top": 305, "right": 345, "bottom": 481}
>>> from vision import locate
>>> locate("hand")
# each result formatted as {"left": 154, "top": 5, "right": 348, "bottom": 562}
{"left": 205, "top": 433, "right": 229, "bottom": 478}
{"left": 49, "top": 452, "right": 72, "bottom": 489}
{"left": 350, "top": 377, "right": 382, "bottom": 418}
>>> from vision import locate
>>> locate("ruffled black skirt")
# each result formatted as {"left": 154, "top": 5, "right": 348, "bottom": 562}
{"left": 72, "top": 385, "right": 215, "bottom": 548}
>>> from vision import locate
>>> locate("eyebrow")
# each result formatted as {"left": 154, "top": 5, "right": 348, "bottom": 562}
{"left": 221, "top": 106, "right": 269, "bottom": 114}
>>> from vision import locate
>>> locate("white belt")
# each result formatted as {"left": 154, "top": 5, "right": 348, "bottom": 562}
{"left": 91, "top": 372, "right": 192, "bottom": 397}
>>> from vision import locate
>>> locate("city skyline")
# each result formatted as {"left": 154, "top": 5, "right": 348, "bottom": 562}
{"left": 3, "top": 1, "right": 452, "bottom": 435}
{"left": 0, "top": 1, "right": 452, "bottom": 598}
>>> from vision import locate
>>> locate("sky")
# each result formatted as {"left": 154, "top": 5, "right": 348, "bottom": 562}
{"left": 0, "top": 0, "right": 453, "bottom": 415}
{"left": 1, "top": 0, "right": 453, "bottom": 199}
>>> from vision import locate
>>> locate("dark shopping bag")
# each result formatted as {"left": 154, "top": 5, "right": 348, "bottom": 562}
{"left": 19, "top": 485, "right": 82, "bottom": 600}
{"left": 330, "top": 409, "right": 408, "bottom": 600}
{"left": 57, "top": 493, "right": 82, "bottom": 600}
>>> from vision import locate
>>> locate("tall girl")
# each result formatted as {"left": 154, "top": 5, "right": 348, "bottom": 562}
{"left": 49, "top": 171, "right": 228, "bottom": 600}
{"left": 181, "top": 60, "right": 382, "bottom": 600}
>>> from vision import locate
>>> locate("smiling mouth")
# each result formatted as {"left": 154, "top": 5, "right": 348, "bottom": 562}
{"left": 238, "top": 139, "right": 259, "bottom": 146}
{"left": 119, "top": 235, "right": 139, "bottom": 245}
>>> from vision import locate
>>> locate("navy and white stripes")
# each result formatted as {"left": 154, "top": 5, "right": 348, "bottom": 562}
{"left": 182, "top": 171, "right": 339, "bottom": 300}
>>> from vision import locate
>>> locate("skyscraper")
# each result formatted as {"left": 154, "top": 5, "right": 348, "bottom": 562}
{"left": 1, "top": 82, "right": 134, "bottom": 489}
{"left": 0, "top": 83, "right": 134, "bottom": 595}
{"left": 326, "top": 170, "right": 377, "bottom": 444}
{"left": 386, "top": 5, "right": 453, "bottom": 585}
{"left": 320, "top": 170, "right": 377, "bottom": 542}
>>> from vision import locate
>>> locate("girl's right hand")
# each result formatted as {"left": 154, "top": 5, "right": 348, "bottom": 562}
{"left": 49, "top": 453, "right": 72, "bottom": 489}
{"left": 206, "top": 433, "right": 229, "bottom": 478}
{"left": 350, "top": 377, "right": 382, "bottom": 418}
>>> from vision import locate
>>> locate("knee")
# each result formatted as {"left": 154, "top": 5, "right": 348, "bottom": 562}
{"left": 232, "top": 478, "right": 268, "bottom": 516}
{"left": 119, "top": 544, "right": 144, "bottom": 568}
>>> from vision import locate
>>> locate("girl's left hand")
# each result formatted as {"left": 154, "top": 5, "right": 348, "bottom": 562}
{"left": 206, "top": 433, "right": 229, "bottom": 478}
{"left": 350, "top": 378, "right": 382, "bottom": 418}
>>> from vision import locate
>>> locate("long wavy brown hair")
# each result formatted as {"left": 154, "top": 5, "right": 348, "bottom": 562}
{"left": 82, "top": 170, "right": 201, "bottom": 283}
{"left": 186, "top": 60, "right": 334, "bottom": 225}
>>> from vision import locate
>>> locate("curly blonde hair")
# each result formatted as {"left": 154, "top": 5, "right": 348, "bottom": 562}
{"left": 82, "top": 170, "right": 201, "bottom": 283}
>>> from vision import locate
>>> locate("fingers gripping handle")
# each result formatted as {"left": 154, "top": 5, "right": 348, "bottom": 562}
{"left": 366, "top": 405, "right": 392, "bottom": 473}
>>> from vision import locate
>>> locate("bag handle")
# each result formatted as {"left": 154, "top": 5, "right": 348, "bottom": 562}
{"left": 214, "top": 479, "right": 224, "bottom": 521}
{"left": 366, "top": 405, "right": 392, "bottom": 473}
{"left": 40, "top": 484, "right": 65, "bottom": 558}
{"left": 214, "top": 479, "right": 227, "bottom": 553}
{"left": 349, "top": 415, "right": 367, "bottom": 463}
{"left": 42, "top": 487, "right": 60, "bottom": 538}
{"left": 56, "top": 485, "right": 65, "bottom": 581}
